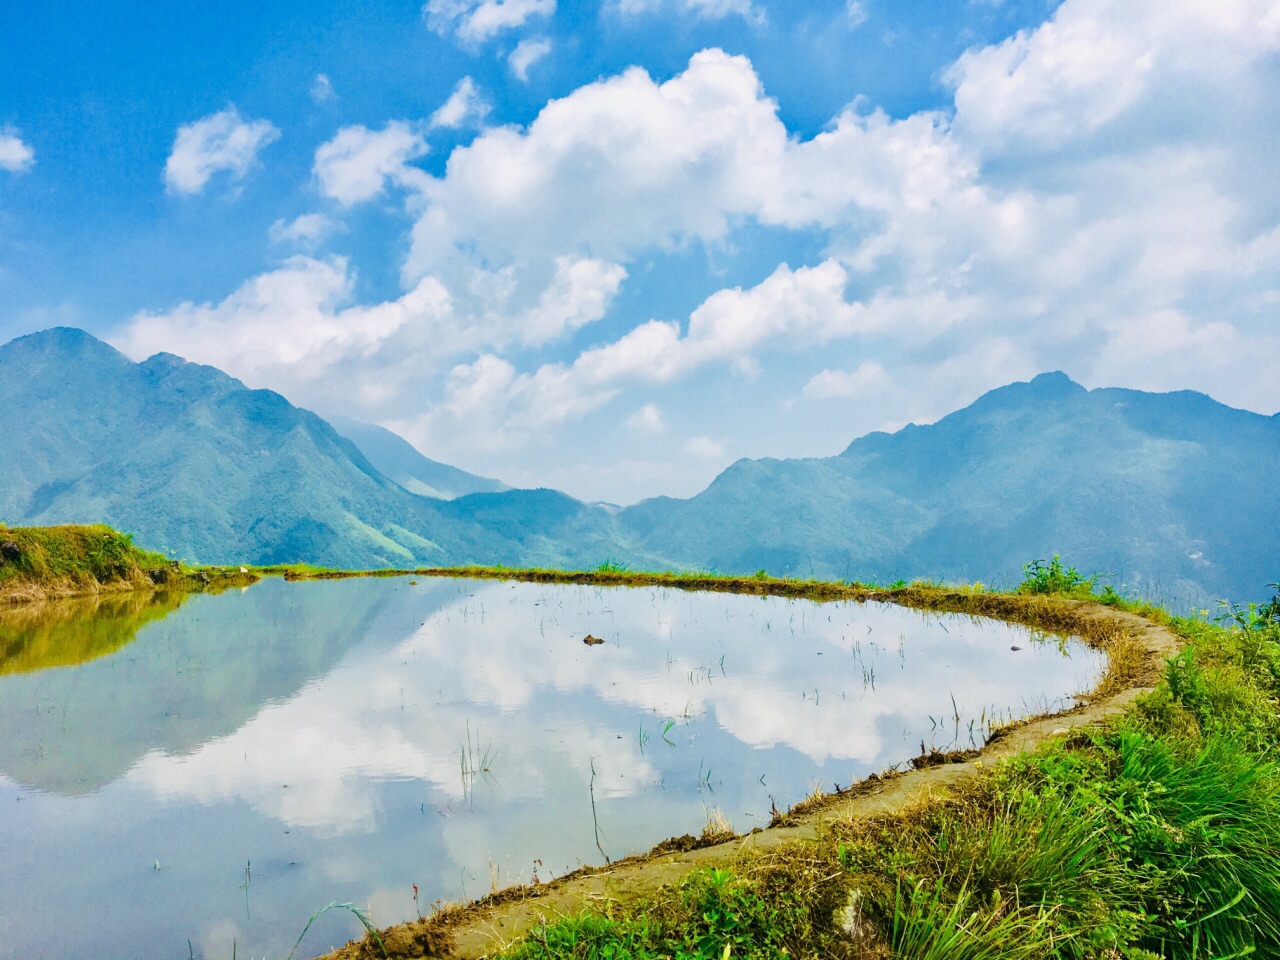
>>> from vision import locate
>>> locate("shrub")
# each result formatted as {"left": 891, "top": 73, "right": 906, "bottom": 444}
{"left": 1018, "top": 556, "right": 1097, "bottom": 596}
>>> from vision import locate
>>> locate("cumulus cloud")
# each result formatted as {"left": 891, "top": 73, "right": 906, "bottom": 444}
{"left": 802, "top": 362, "right": 891, "bottom": 400}
{"left": 402, "top": 260, "right": 871, "bottom": 450}
{"left": 424, "top": 0, "right": 556, "bottom": 44}
{"left": 402, "top": 50, "right": 788, "bottom": 286}
{"left": 429, "top": 77, "right": 491, "bottom": 129}
{"left": 509, "top": 36, "right": 552, "bottom": 81}
{"left": 948, "top": 1, "right": 1280, "bottom": 156}
{"left": 163, "top": 107, "right": 280, "bottom": 194}
{"left": 268, "top": 213, "right": 338, "bottom": 248}
{"left": 113, "top": 253, "right": 625, "bottom": 411}
{"left": 845, "top": 1, "right": 868, "bottom": 27}
{"left": 312, "top": 122, "right": 429, "bottom": 205}
{"left": 0, "top": 128, "right": 34, "bottom": 173}
{"left": 121, "top": 2, "right": 1280, "bottom": 499}
{"left": 625, "top": 403, "right": 664, "bottom": 434}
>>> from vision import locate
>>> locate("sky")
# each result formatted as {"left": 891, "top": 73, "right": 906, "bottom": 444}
{"left": 2, "top": 0, "right": 1279, "bottom": 504}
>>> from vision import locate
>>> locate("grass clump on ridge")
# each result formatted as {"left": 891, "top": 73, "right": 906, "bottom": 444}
{"left": 0, "top": 523, "right": 169, "bottom": 597}
{"left": 488, "top": 577, "right": 1280, "bottom": 960}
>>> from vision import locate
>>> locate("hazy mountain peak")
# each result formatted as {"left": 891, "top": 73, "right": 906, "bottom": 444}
{"left": 327, "top": 415, "right": 509, "bottom": 500}
{"left": 1, "top": 326, "right": 132, "bottom": 369}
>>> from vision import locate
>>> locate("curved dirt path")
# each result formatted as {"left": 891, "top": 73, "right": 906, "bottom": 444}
{"left": 321, "top": 594, "right": 1181, "bottom": 960}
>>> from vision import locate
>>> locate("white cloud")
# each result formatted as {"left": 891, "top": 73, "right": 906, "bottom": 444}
{"left": 113, "top": 253, "right": 625, "bottom": 412}
{"left": 802, "top": 362, "right": 891, "bottom": 400}
{"left": 424, "top": 0, "right": 556, "bottom": 44}
{"left": 947, "top": 0, "right": 1280, "bottom": 155}
{"left": 310, "top": 73, "right": 335, "bottom": 103}
{"left": 122, "top": 4, "right": 1280, "bottom": 499}
{"left": 429, "top": 77, "right": 491, "bottom": 129}
{"left": 403, "top": 50, "right": 788, "bottom": 287}
{"left": 0, "top": 128, "right": 34, "bottom": 173}
{"left": 683, "top": 435, "right": 725, "bottom": 459}
{"left": 401, "top": 260, "right": 869, "bottom": 450}
{"left": 846, "top": 1, "right": 868, "bottom": 27}
{"left": 312, "top": 122, "right": 429, "bottom": 205}
{"left": 613, "top": 0, "right": 765, "bottom": 23}
{"left": 163, "top": 107, "right": 280, "bottom": 195}
{"left": 268, "top": 213, "right": 338, "bottom": 248}
{"left": 509, "top": 36, "right": 552, "bottom": 81}
{"left": 519, "top": 256, "right": 628, "bottom": 344}
{"left": 625, "top": 403, "right": 664, "bottom": 433}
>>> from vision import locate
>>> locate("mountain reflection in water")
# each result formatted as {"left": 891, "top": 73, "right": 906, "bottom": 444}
{"left": 0, "top": 576, "right": 1104, "bottom": 959}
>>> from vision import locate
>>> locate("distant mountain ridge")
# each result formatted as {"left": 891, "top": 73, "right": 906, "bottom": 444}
{"left": 617, "top": 372, "right": 1279, "bottom": 604}
{"left": 327, "top": 415, "right": 508, "bottom": 501}
{"left": 0, "top": 328, "right": 584, "bottom": 569}
{"left": 2, "top": 328, "right": 1275, "bottom": 604}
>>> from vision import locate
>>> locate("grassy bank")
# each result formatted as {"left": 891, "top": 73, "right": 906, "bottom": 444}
{"left": 315, "top": 563, "right": 1278, "bottom": 960}
{"left": 0, "top": 523, "right": 257, "bottom": 604}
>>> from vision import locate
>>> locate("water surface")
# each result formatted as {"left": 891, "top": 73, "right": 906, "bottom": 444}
{"left": 0, "top": 577, "right": 1104, "bottom": 959}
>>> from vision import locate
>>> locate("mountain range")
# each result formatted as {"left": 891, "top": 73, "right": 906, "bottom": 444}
{"left": 2, "top": 327, "right": 1276, "bottom": 605}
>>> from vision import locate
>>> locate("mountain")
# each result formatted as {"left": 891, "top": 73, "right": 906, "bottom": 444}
{"left": 617, "top": 372, "right": 1280, "bottom": 605}
{"left": 327, "top": 415, "right": 508, "bottom": 500}
{"left": 2, "top": 328, "right": 1275, "bottom": 604}
{"left": 0, "top": 328, "right": 578, "bottom": 568}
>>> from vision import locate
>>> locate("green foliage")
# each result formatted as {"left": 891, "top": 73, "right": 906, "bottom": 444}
{"left": 595, "top": 558, "right": 630, "bottom": 573}
{"left": 0, "top": 524, "right": 168, "bottom": 589}
{"left": 504, "top": 868, "right": 804, "bottom": 960}
{"left": 1018, "top": 556, "right": 1098, "bottom": 596}
{"left": 890, "top": 879, "right": 1058, "bottom": 960}
{"left": 1259, "top": 583, "right": 1280, "bottom": 626}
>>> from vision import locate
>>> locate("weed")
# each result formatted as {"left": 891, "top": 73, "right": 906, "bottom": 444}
{"left": 1018, "top": 555, "right": 1100, "bottom": 596}
{"left": 661, "top": 718, "right": 676, "bottom": 746}
{"left": 286, "top": 901, "right": 386, "bottom": 960}
{"left": 890, "top": 879, "right": 1060, "bottom": 960}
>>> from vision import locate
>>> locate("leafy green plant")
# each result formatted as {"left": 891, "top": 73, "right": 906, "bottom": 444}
{"left": 1018, "top": 556, "right": 1098, "bottom": 596}
{"left": 1259, "top": 583, "right": 1280, "bottom": 626}
{"left": 504, "top": 868, "right": 801, "bottom": 960}
{"left": 890, "top": 879, "right": 1059, "bottom": 960}
{"left": 595, "top": 558, "right": 630, "bottom": 573}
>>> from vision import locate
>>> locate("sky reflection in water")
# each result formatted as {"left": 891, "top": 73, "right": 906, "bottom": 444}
{"left": 0, "top": 577, "right": 1104, "bottom": 959}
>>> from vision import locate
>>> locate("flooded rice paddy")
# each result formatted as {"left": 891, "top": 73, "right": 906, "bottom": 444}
{"left": 0, "top": 577, "right": 1105, "bottom": 959}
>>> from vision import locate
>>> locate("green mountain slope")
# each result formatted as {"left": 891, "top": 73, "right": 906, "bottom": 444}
{"left": 327, "top": 414, "right": 509, "bottom": 500}
{"left": 618, "top": 373, "right": 1280, "bottom": 604}
{"left": 0, "top": 329, "right": 533, "bottom": 567}
{"left": 3, "top": 329, "right": 1274, "bottom": 603}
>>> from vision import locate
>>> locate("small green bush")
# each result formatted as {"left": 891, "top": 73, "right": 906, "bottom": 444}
{"left": 1018, "top": 556, "right": 1098, "bottom": 596}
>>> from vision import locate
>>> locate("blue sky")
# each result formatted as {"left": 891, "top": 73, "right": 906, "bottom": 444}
{"left": 3, "top": 0, "right": 1279, "bottom": 502}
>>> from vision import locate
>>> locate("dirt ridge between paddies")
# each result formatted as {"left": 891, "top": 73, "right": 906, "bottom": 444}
{"left": 0, "top": 523, "right": 258, "bottom": 607}
{"left": 296, "top": 569, "right": 1178, "bottom": 960}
